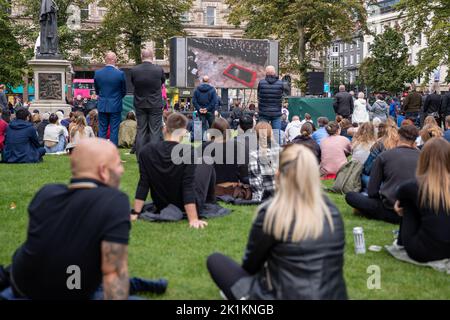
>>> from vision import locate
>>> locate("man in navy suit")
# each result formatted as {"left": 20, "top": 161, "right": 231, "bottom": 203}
{"left": 94, "top": 52, "right": 127, "bottom": 146}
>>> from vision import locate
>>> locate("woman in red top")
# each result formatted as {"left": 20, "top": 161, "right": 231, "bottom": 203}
{"left": 0, "top": 109, "right": 9, "bottom": 151}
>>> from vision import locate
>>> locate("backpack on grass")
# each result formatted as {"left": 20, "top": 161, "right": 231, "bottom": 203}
{"left": 331, "top": 160, "right": 364, "bottom": 194}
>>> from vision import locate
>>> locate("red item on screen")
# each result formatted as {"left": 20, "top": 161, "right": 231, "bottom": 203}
{"left": 223, "top": 64, "right": 257, "bottom": 88}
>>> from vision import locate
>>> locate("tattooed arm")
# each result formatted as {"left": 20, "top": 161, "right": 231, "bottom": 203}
{"left": 101, "top": 241, "right": 129, "bottom": 300}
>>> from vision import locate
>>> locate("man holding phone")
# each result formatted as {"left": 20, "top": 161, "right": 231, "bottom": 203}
{"left": 192, "top": 76, "right": 218, "bottom": 133}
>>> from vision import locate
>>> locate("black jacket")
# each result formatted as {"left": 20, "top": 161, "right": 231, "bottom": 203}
{"left": 333, "top": 92, "right": 354, "bottom": 117}
{"left": 441, "top": 92, "right": 450, "bottom": 116}
{"left": 291, "top": 135, "right": 321, "bottom": 163}
{"left": 368, "top": 146, "right": 420, "bottom": 209}
{"left": 131, "top": 62, "right": 165, "bottom": 109}
{"left": 423, "top": 93, "right": 442, "bottom": 115}
{"left": 36, "top": 119, "right": 49, "bottom": 146}
{"left": 402, "top": 91, "right": 422, "bottom": 113}
{"left": 231, "top": 197, "right": 347, "bottom": 300}
{"left": 257, "top": 76, "right": 285, "bottom": 117}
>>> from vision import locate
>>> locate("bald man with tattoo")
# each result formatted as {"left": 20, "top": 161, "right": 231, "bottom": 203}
{"left": 0, "top": 139, "right": 166, "bottom": 300}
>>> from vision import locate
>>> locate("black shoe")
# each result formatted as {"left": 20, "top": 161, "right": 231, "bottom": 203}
{"left": 0, "top": 266, "right": 11, "bottom": 292}
{"left": 129, "top": 278, "right": 168, "bottom": 295}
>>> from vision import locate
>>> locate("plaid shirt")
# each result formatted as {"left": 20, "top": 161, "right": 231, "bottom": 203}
{"left": 248, "top": 145, "right": 281, "bottom": 202}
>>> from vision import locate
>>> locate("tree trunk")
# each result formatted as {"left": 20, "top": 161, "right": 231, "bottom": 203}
{"left": 131, "top": 33, "right": 142, "bottom": 64}
{"left": 297, "top": 22, "right": 307, "bottom": 96}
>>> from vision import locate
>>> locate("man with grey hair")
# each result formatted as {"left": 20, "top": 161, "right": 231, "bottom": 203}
{"left": 131, "top": 48, "right": 166, "bottom": 157}
{"left": 257, "top": 65, "right": 285, "bottom": 139}
{"left": 333, "top": 84, "right": 354, "bottom": 119}
{"left": 94, "top": 51, "right": 127, "bottom": 146}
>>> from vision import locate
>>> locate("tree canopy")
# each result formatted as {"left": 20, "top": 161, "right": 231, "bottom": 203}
{"left": 0, "top": 0, "right": 27, "bottom": 88}
{"left": 86, "top": 0, "right": 192, "bottom": 64}
{"left": 397, "top": 0, "right": 450, "bottom": 83}
{"left": 225, "top": 0, "right": 367, "bottom": 93}
{"left": 360, "top": 27, "right": 417, "bottom": 94}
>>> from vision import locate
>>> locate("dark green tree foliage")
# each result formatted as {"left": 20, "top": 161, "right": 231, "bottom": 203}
{"left": 360, "top": 27, "right": 417, "bottom": 94}
{"left": 0, "top": 0, "right": 27, "bottom": 88}
{"left": 225, "top": 0, "right": 367, "bottom": 94}
{"left": 397, "top": 0, "right": 450, "bottom": 83}
{"left": 86, "top": 0, "right": 192, "bottom": 64}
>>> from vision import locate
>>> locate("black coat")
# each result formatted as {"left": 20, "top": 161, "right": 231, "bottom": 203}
{"left": 257, "top": 76, "right": 285, "bottom": 117}
{"left": 333, "top": 92, "right": 354, "bottom": 117}
{"left": 131, "top": 62, "right": 165, "bottom": 109}
{"left": 291, "top": 135, "right": 321, "bottom": 163}
{"left": 423, "top": 93, "right": 442, "bottom": 114}
{"left": 441, "top": 92, "right": 450, "bottom": 116}
{"left": 231, "top": 197, "right": 347, "bottom": 300}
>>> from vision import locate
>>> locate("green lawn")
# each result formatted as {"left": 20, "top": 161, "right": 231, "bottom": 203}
{"left": 0, "top": 151, "right": 449, "bottom": 300}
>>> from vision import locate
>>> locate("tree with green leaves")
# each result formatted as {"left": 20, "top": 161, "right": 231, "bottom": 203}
{"left": 13, "top": 0, "right": 94, "bottom": 63}
{"left": 86, "top": 0, "right": 192, "bottom": 64}
{"left": 397, "top": 0, "right": 450, "bottom": 83}
{"left": 225, "top": 0, "right": 367, "bottom": 94}
{"left": 359, "top": 27, "right": 417, "bottom": 94}
{"left": 0, "top": 0, "right": 27, "bottom": 88}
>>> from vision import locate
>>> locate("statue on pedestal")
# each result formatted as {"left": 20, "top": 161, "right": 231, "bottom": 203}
{"left": 38, "top": 0, "right": 61, "bottom": 58}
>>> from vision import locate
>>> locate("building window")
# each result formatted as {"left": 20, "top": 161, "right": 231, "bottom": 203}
{"left": 206, "top": 6, "right": 216, "bottom": 26}
{"left": 333, "top": 44, "right": 339, "bottom": 53}
{"left": 340, "top": 43, "right": 344, "bottom": 52}
{"left": 332, "top": 56, "right": 339, "bottom": 67}
{"left": 155, "top": 39, "right": 165, "bottom": 60}
{"left": 181, "top": 11, "right": 190, "bottom": 23}
{"left": 356, "top": 54, "right": 360, "bottom": 64}
{"left": 344, "top": 56, "right": 348, "bottom": 66}
{"left": 344, "top": 43, "right": 348, "bottom": 51}
{"left": 80, "top": 4, "right": 89, "bottom": 21}
{"left": 350, "top": 55, "right": 354, "bottom": 65}
{"left": 356, "top": 40, "right": 360, "bottom": 48}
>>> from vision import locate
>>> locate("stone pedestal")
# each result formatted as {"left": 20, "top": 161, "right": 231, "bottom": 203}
{"left": 28, "top": 59, "right": 72, "bottom": 116}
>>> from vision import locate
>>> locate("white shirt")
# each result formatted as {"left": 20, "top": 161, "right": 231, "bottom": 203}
{"left": 44, "top": 124, "right": 66, "bottom": 143}
{"left": 285, "top": 120, "right": 302, "bottom": 141}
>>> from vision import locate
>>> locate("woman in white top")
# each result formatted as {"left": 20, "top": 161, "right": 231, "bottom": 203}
{"left": 352, "top": 92, "right": 370, "bottom": 124}
{"left": 351, "top": 122, "right": 376, "bottom": 164}
{"left": 43, "top": 113, "right": 67, "bottom": 153}
{"left": 70, "top": 114, "right": 95, "bottom": 145}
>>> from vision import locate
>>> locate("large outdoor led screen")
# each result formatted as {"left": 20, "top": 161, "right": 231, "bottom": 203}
{"left": 170, "top": 37, "right": 279, "bottom": 89}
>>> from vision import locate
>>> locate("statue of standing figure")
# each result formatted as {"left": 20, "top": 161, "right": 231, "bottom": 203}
{"left": 38, "top": 0, "right": 60, "bottom": 57}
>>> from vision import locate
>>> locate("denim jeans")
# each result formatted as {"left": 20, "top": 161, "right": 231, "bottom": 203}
{"left": 258, "top": 114, "right": 282, "bottom": 145}
{"left": 44, "top": 135, "right": 66, "bottom": 153}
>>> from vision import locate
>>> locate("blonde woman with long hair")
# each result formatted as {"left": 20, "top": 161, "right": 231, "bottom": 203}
{"left": 395, "top": 138, "right": 450, "bottom": 262}
{"left": 69, "top": 114, "right": 95, "bottom": 145}
{"left": 352, "top": 122, "right": 376, "bottom": 164}
{"left": 207, "top": 144, "right": 347, "bottom": 300}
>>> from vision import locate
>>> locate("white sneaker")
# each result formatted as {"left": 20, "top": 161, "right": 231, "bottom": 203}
{"left": 392, "top": 239, "right": 404, "bottom": 250}
{"left": 219, "top": 290, "right": 228, "bottom": 300}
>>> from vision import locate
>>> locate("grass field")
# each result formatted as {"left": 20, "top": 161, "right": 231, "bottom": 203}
{"left": 0, "top": 150, "right": 449, "bottom": 300}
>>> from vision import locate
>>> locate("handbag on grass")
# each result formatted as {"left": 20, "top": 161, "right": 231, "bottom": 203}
{"left": 215, "top": 182, "right": 252, "bottom": 200}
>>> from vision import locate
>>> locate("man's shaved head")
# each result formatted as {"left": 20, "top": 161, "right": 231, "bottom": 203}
{"left": 265, "top": 65, "right": 276, "bottom": 76}
{"left": 202, "top": 75, "right": 209, "bottom": 83}
{"left": 141, "top": 49, "right": 154, "bottom": 61}
{"left": 105, "top": 51, "right": 117, "bottom": 65}
{"left": 71, "top": 138, "right": 124, "bottom": 188}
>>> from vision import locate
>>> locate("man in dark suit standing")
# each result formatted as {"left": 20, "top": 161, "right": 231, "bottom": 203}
{"left": 94, "top": 52, "right": 127, "bottom": 146}
{"left": 131, "top": 49, "right": 166, "bottom": 156}
{"left": 333, "top": 85, "right": 354, "bottom": 119}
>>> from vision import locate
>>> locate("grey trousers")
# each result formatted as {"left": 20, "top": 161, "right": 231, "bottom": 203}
{"left": 135, "top": 107, "right": 163, "bottom": 157}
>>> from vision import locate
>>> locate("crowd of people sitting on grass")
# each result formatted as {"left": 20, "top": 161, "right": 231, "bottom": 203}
{"left": 0, "top": 66, "right": 449, "bottom": 300}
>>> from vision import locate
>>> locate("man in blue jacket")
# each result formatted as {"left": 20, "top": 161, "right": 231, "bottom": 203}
{"left": 3, "top": 108, "right": 45, "bottom": 163}
{"left": 94, "top": 52, "right": 127, "bottom": 146}
{"left": 192, "top": 76, "right": 218, "bottom": 132}
{"left": 257, "top": 66, "right": 286, "bottom": 143}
